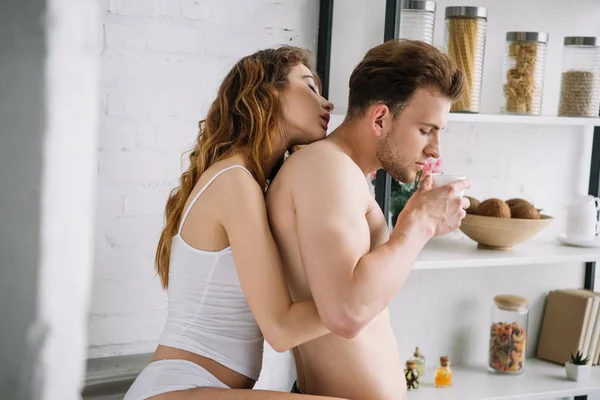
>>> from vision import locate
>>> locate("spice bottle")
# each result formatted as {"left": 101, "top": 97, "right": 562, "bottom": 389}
{"left": 410, "top": 346, "right": 426, "bottom": 377}
{"left": 502, "top": 32, "right": 549, "bottom": 115}
{"left": 404, "top": 360, "right": 420, "bottom": 390}
{"left": 488, "top": 294, "right": 528, "bottom": 374}
{"left": 398, "top": 0, "right": 437, "bottom": 45}
{"left": 445, "top": 6, "right": 488, "bottom": 113}
{"left": 434, "top": 356, "right": 452, "bottom": 388}
{"left": 558, "top": 37, "right": 600, "bottom": 117}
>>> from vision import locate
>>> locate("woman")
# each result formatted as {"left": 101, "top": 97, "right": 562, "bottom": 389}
{"left": 124, "top": 46, "right": 343, "bottom": 400}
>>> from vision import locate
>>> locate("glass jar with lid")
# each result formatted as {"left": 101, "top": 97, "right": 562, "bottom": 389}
{"left": 445, "top": 6, "right": 488, "bottom": 113}
{"left": 398, "top": 0, "right": 436, "bottom": 45}
{"left": 502, "top": 32, "right": 549, "bottom": 115}
{"left": 558, "top": 37, "right": 600, "bottom": 117}
{"left": 488, "top": 294, "right": 528, "bottom": 375}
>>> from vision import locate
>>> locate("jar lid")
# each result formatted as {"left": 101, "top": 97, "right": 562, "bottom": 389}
{"left": 564, "top": 36, "right": 599, "bottom": 47}
{"left": 401, "top": 0, "right": 436, "bottom": 12}
{"left": 506, "top": 32, "right": 549, "bottom": 44}
{"left": 493, "top": 294, "right": 528, "bottom": 311}
{"left": 406, "top": 360, "right": 417, "bottom": 368}
{"left": 445, "top": 6, "right": 487, "bottom": 19}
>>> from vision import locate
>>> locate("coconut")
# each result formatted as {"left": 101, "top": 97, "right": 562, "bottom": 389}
{"left": 506, "top": 198, "right": 540, "bottom": 219}
{"left": 506, "top": 198, "right": 532, "bottom": 209}
{"left": 465, "top": 196, "right": 480, "bottom": 215}
{"left": 510, "top": 202, "right": 541, "bottom": 219}
{"left": 475, "top": 198, "right": 511, "bottom": 218}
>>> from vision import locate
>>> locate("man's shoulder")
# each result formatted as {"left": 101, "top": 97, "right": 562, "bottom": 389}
{"left": 284, "top": 141, "right": 361, "bottom": 180}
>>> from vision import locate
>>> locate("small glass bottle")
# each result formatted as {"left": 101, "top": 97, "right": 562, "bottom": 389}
{"left": 488, "top": 294, "right": 529, "bottom": 374}
{"left": 434, "top": 356, "right": 452, "bottom": 388}
{"left": 411, "top": 346, "right": 426, "bottom": 378}
{"left": 404, "top": 360, "right": 420, "bottom": 390}
{"left": 398, "top": 0, "right": 437, "bottom": 45}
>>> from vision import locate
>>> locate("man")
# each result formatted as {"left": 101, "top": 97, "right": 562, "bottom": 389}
{"left": 265, "top": 39, "right": 470, "bottom": 400}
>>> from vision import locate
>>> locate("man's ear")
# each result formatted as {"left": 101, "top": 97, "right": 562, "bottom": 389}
{"left": 370, "top": 104, "right": 390, "bottom": 138}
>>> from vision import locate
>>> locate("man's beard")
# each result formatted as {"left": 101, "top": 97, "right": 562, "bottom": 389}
{"left": 376, "top": 134, "right": 413, "bottom": 184}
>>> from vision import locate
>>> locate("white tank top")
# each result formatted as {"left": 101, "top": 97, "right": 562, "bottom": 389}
{"left": 158, "top": 165, "right": 264, "bottom": 380}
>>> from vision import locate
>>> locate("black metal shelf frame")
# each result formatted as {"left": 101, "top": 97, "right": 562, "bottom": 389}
{"left": 316, "top": 3, "right": 599, "bottom": 398}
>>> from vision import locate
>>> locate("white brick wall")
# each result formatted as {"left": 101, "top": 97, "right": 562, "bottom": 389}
{"left": 91, "top": 0, "right": 318, "bottom": 390}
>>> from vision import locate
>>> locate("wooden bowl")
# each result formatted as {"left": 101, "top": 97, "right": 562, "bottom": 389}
{"left": 459, "top": 214, "right": 554, "bottom": 250}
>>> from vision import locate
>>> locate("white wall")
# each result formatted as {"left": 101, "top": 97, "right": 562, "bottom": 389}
{"left": 89, "top": 0, "right": 600, "bottom": 392}
{"left": 1, "top": 0, "right": 100, "bottom": 399}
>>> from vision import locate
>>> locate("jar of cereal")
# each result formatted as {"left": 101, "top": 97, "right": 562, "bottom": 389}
{"left": 445, "top": 6, "right": 488, "bottom": 113}
{"left": 502, "top": 32, "right": 549, "bottom": 115}
{"left": 488, "top": 295, "right": 528, "bottom": 374}
{"left": 558, "top": 37, "right": 600, "bottom": 117}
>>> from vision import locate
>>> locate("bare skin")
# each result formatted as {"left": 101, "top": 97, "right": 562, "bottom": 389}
{"left": 266, "top": 88, "right": 471, "bottom": 400}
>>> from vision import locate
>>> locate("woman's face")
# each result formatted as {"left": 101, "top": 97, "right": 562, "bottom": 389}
{"left": 279, "top": 64, "right": 334, "bottom": 146}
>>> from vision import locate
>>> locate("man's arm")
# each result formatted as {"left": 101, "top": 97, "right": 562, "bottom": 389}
{"left": 294, "top": 155, "right": 433, "bottom": 338}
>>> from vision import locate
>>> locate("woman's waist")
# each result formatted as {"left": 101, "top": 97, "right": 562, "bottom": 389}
{"left": 152, "top": 344, "right": 258, "bottom": 389}
{"left": 157, "top": 329, "right": 263, "bottom": 377}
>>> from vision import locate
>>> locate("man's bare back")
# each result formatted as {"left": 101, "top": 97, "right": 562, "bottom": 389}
{"left": 266, "top": 140, "right": 406, "bottom": 400}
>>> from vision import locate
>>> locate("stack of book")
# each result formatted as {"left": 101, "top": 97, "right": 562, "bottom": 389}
{"left": 537, "top": 289, "right": 600, "bottom": 365}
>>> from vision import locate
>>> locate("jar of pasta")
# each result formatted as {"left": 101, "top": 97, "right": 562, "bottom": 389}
{"left": 398, "top": 0, "right": 437, "bottom": 45}
{"left": 558, "top": 37, "right": 600, "bottom": 117}
{"left": 444, "top": 6, "right": 488, "bottom": 113}
{"left": 488, "top": 295, "right": 528, "bottom": 375}
{"left": 502, "top": 32, "right": 549, "bottom": 115}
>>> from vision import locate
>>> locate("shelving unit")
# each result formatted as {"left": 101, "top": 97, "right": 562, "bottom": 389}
{"left": 317, "top": 0, "right": 600, "bottom": 399}
{"left": 407, "top": 358, "right": 600, "bottom": 400}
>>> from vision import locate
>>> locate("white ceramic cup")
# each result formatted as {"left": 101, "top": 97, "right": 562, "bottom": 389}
{"left": 566, "top": 195, "right": 600, "bottom": 241}
{"left": 431, "top": 173, "right": 467, "bottom": 196}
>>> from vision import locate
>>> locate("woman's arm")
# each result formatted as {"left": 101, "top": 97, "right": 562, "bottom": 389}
{"left": 216, "top": 169, "right": 332, "bottom": 352}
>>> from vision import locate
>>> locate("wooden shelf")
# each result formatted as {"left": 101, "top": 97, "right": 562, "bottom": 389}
{"left": 327, "top": 113, "right": 600, "bottom": 133}
{"left": 407, "top": 358, "right": 600, "bottom": 400}
{"left": 414, "top": 237, "right": 600, "bottom": 270}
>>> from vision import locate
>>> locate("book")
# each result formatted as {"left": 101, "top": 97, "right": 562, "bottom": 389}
{"left": 537, "top": 290, "right": 592, "bottom": 365}
{"left": 560, "top": 289, "right": 600, "bottom": 364}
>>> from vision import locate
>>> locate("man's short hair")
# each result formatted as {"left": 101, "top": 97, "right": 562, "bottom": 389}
{"left": 347, "top": 39, "right": 465, "bottom": 119}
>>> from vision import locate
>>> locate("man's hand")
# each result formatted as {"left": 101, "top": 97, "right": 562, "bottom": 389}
{"left": 398, "top": 174, "right": 472, "bottom": 237}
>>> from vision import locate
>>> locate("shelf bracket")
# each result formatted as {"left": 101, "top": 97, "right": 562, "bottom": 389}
{"left": 584, "top": 126, "right": 600, "bottom": 291}
{"left": 375, "top": 0, "right": 401, "bottom": 218}
{"left": 577, "top": 126, "right": 600, "bottom": 400}
{"left": 316, "top": 0, "right": 334, "bottom": 100}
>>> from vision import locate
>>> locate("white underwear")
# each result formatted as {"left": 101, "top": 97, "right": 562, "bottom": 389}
{"left": 123, "top": 359, "right": 229, "bottom": 400}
